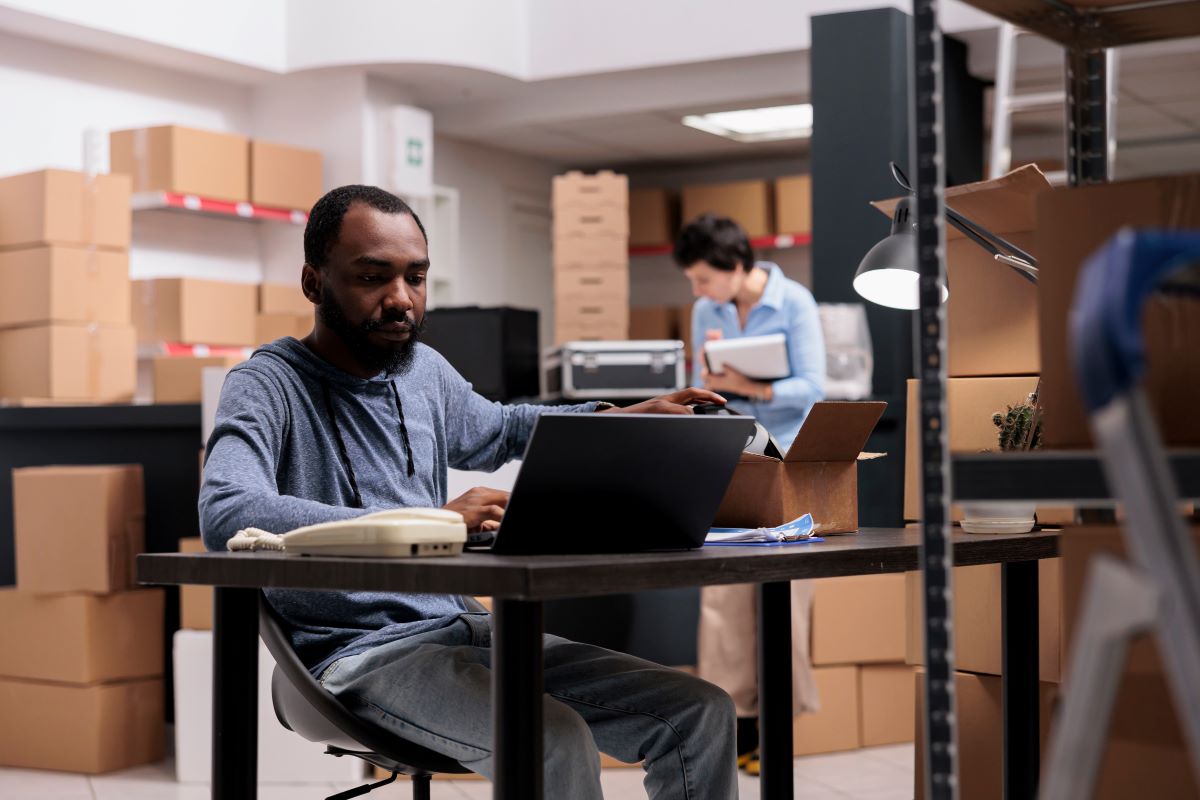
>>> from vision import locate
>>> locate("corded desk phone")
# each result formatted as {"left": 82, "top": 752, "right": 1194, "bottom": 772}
{"left": 228, "top": 507, "right": 467, "bottom": 557}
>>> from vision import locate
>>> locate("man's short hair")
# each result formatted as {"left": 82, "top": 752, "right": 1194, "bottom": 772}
{"left": 673, "top": 214, "right": 754, "bottom": 272}
{"left": 303, "top": 185, "right": 428, "bottom": 268}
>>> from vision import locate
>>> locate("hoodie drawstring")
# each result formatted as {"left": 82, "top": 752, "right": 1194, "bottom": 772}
{"left": 389, "top": 382, "right": 417, "bottom": 478}
{"left": 319, "top": 378, "right": 416, "bottom": 508}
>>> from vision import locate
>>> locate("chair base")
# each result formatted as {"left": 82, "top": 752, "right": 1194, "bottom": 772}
{"left": 326, "top": 769, "right": 436, "bottom": 800}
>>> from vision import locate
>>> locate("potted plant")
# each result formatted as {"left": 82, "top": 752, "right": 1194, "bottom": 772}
{"left": 961, "top": 383, "right": 1043, "bottom": 534}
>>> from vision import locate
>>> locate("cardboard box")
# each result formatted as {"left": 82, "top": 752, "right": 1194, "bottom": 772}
{"left": 713, "top": 401, "right": 885, "bottom": 532}
{"left": 905, "top": 558, "right": 1062, "bottom": 682}
{"left": 110, "top": 125, "right": 249, "bottom": 203}
{"left": 1036, "top": 173, "right": 1200, "bottom": 448}
{"left": 629, "top": 188, "right": 674, "bottom": 246}
{"left": 914, "top": 669, "right": 1056, "bottom": 800}
{"left": 0, "top": 677, "right": 163, "bottom": 773}
{"left": 681, "top": 179, "right": 773, "bottom": 238}
{"left": 794, "top": 665, "right": 860, "bottom": 755}
{"left": 0, "top": 588, "right": 162, "bottom": 682}
{"left": 774, "top": 175, "right": 812, "bottom": 235}
{"left": 554, "top": 265, "right": 629, "bottom": 298}
{"left": 259, "top": 282, "right": 312, "bottom": 315}
{"left": 873, "top": 165, "right": 1050, "bottom": 377}
{"left": 0, "top": 246, "right": 129, "bottom": 328}
{"left": 811, "top": 574, "right": 906, "bottom": 665}
{"left": 629, "top": 307, "right": 678, "bottom": 341}
{"left": 0, "top": 169, "right": 131, "bottom": 250}
{"left": 552, "top": 170, "right": 628, "bottom": 209}
{"left": 13, "top": 465, "right": 144, "bottom": 594}
{"left": 860, "top": 664, "right": 916, "bottom": 746}
{"left": 133, "top": 277, "right": 257, "bottom": 346}
{"left": 555, "top": 294, "right": 629, "bottom": 345}
{"left": 250, "top": 140, "right": 323, "bottom": 211}
{"left": 152, "top": 355, "right": 246, "bottom": 403}
{"left": 0, "top": 324, "right": 136, "bottom": 401}
{"left": 553, "top": 235, "right": 628, "bottom": 269}
{"left": 902, "top": 377, "right": 1074, "bottom": 524}
{"left": 179, "top": 537, "right": 212, "bottom": 631}
{"left": 555, "top": 205, "right": 629, "bottom": 239}
{"left": 554, "top": 316, "right": 629, "bottom": 345}
{"left": 256, "top": 311, "right": 311, "bottom": 345}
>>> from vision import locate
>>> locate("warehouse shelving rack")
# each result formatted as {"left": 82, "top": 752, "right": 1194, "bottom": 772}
{"left": 909, "top": 2, "right": 1200, "bottom": 800}
{"left": 131, "top": 191, "right": 309, "bottom": 225}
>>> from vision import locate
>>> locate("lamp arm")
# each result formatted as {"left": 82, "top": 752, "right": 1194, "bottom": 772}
{"left": 945, "top": 206, "right": 1039, "bottom": 284}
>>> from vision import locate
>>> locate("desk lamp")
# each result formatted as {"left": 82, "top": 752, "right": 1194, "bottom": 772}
{"left": 853, "top": 163, "right": 1039, "bottom": 310}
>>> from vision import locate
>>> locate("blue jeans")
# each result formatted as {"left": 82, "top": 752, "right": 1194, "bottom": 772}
{"left": 319, "top": 612, "right": 738, "bottom": 799}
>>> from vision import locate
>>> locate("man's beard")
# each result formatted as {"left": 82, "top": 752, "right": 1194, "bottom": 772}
{"left": 318, "top": 292, "right": 426, "bottom": 377}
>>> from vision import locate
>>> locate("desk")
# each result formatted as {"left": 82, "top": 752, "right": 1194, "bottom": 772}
{"left": 138, "top": 527, "right": 1058, "bottom": 800}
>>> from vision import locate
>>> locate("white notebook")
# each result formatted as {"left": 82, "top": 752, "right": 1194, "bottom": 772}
{"left": 704, "top": 333, "right": 790, "bottom": 380}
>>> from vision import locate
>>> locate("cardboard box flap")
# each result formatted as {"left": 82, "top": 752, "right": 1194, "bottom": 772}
{"left": 738, "top": 451, "right": 780, "bottom": 464}
{"left": 871, "top": 164, "right": 1052, "bottom": 237}
{"left": 784, "top": 401, "right": 887, "bottom": 463}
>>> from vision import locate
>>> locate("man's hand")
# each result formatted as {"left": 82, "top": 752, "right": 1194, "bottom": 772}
{"left": 600, "top": 387, "right": 726, "bottom": 415}
{"left": 444, "top": 487, "right": 509, "bottom": 532}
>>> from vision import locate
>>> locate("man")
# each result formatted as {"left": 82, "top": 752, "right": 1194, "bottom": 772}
{"left": 200, "top": 185, "right": 738, "bottom": 799}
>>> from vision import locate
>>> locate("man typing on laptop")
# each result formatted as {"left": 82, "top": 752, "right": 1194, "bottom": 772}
{"left": 199, "top": 185, "right": 739, "bottom": 799}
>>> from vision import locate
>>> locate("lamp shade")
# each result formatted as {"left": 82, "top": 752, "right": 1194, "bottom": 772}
{"left": 853, "top": 197, "right": 948, "bottom": 310}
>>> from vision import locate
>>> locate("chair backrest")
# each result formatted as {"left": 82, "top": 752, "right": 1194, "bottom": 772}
{"left": 257, "top": 591, "right": 468, "bottom": 775}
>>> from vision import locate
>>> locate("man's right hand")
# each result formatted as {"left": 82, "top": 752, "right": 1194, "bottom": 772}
{"left": 444, "top": 487, "right": 509, "bottom": 532}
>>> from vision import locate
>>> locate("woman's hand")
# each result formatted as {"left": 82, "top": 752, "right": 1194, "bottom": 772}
{"left": 704, "top": 364, "right": 771, "bottom": 401}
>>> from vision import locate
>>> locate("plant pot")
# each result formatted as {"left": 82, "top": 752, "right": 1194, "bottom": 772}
{"left": 960, "top": 502, "right": 1037, "bottom": 534}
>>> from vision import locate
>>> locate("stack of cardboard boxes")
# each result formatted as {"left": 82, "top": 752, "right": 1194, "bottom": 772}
{"left": 0, "top": 169, "right": 136, "bottom": 403}
{"left": 0, "top": 465, "right": 164, "bottom": 773}
{"left": 257, "top": 282, "right": 312, "bottom": 344}
{"left": 553, "top": 171, "right": 629, "bottom": 344}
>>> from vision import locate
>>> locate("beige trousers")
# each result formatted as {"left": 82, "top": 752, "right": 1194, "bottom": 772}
{"left": 697, "top": 580, "right": 819, "bottom": 718}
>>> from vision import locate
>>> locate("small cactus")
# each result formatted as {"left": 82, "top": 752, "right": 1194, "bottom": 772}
{"left": 993, "top": 399, "right": 1043, "bottom": 452}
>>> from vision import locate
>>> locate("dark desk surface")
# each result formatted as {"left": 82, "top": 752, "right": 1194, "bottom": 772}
{"left": 138, "top": 528, "right": 1059, "bottom": 600}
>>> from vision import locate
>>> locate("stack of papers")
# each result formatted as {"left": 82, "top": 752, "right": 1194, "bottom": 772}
{"left": 705, "top": 514, "right": 822, "bottom": 546}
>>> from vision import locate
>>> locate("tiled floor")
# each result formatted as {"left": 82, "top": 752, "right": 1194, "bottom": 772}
{"left": 0, "top": 744, "right": 914, "bottom": 800}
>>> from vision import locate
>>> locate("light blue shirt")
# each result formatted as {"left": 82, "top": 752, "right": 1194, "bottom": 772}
{"left": 690, "top": 263, "right": 825, "bottom": 449}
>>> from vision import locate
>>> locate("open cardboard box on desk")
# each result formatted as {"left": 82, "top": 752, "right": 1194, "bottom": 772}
{"left": 712, "top": 401, "right": 886, "bottom": 533}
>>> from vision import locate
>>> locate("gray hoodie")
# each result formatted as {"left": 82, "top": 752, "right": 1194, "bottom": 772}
{"left": 199, "top": 337, "right": 595, "bottom": 674}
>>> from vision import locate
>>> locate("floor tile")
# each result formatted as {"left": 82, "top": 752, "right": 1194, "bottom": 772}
{"left": 0, "top": 767, "right": 93, "bottom": 800}
{"left": 858, "top": 743, "right": 916, "bottom": 770}
{"left": 793, "top": 751, "right": 913, "bottom": 795}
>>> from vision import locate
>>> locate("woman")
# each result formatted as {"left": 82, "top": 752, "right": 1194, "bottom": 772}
{"left": 675, "top": 213, "right": 826, "bottom": 770}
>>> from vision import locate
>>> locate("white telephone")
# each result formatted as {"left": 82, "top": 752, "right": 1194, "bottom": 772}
{"left": 228, "top": 507, "right": 467, "bottom": 558}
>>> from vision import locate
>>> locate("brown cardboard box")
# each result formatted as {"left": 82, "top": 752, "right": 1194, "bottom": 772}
{"left": 259, "top": 282, "right": 311, "bottom": 315}
{"left": 681, "top": 180, "right": 773, "bottom": 238}
{"left": 0, "top": 588, "right": 162, "bottom": 682}
{"left": 1036, "top": 173, "right": 1200, "bottom": 448}
{"left": 775, "top": 175, "right": 812, "bottom": 236}
{"left": 554, "top": 317, "right": 629, "bottom": 345}
{"left": 110, "top": 125, "right": 249, "bottom": 203}
{"left": 0, "top": 246, "right": 130, "bottom": 328}
{"left": 794, "top": 665, "right": 860, "bottom": 755}
{"left": 152, "top": 355, "right": 245, "bottom": 403}
{"left": 552, "top": 170, "right": 628, "bottom": 209}
{"left": 256, "top": 311, "right": 311, "bottom": 345}
{"left": 0, "top": 324, "right": 136, "bottom": 401}
{"left": 629, "top": 307, "right": 678, "bottom": 341}
{"left": 902, "top": 377, "right": 1074, "bottom": 524}
{"left": 12, "top": 465, "right": 144, "bottom": 594}
{"left": 860, "top": 664, "right": 916, "bottom": 746}
{"left": 812, "top": 574, "right": 906, "bottom": 665}
{"left": 629, "top": 188, "right": 674, "bottom": 246}
{"left": 553, "top": 236, "right": 628, "bottom": 269}
{"left": 0, "top": 169, "right": 131, "bottom": 250}
{"left": 905, "top": 558, "right": 1062, "bottom": 682}
{"left": 554, "top": 298, "right": 629, "bottom": 344}
{"left": 873, "top": 165, "right": 1050, "bottom": 377}
{"left": 914, "top": 669, "right": 1056, "bottom": 800}
{"left": 0, "top": 677, "right": 163, "bottom": 773}
{"left": 250, "top": 140, "right": 322, "bottom": 211}
{"left": 554, "top": 265, "right": 629, "bottom": 298}
{"left": 178, "top": 537, "right": 212, "bottom": 631}
{"left": 555, "top": 205, "right": 630, "bottom": 239}
{"left": 713, "top": 401, "right": 885, "bottom": 532}
{"left": 133, "top": 278, "right": 257, "bottom": 346}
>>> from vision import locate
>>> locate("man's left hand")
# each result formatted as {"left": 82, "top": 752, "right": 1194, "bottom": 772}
{"left": 600, "top": 387, "right": 726, "bottom": 415}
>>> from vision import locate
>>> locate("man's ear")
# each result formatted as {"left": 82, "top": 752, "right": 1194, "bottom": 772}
{"left": 301, "top": 263, "right": 321, "bottom": 304}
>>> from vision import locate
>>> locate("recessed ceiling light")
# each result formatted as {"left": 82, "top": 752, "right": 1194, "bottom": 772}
{"left": 682, "top": 103, "right": 813, "bottom": 143}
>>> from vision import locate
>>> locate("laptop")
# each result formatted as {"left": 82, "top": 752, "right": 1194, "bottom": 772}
{"left": 480, "top": 413, "right": 757, "bottom": 555}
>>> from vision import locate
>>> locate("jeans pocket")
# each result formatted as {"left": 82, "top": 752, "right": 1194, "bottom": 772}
{"left": 317, "top": 658, "right": 345, "bottom": 687}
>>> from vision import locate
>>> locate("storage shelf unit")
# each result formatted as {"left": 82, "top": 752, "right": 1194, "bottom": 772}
{"left": 131, "top": 191, "right": 308, "bottom": 224}
{"left": 137, "top": 343, "right": 255, "bottom": 359}
{"left": 628, "top": 232, "right": 812, "bottom": 257}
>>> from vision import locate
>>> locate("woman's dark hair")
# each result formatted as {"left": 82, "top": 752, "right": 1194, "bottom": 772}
{"left": 673, "top": 214, "right": 754, "bottom": 272}
{"left": 303, "top": 184, "right": 427, "bottom": 269}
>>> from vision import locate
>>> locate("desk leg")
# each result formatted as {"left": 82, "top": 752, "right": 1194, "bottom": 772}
{"left": 213, "top": 587, "right": 259, "bottom": 800}
{"left": 493, "top": 598, "right": 544, "bottom": 800}
{"left": 1002, "top": 560, "right": 1039, "bottom": 800}
{"left": 758, "top": 581, "right": 793, "bottom": 800}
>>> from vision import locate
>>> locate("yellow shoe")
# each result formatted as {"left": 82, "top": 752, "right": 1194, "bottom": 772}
{"left": 741, "top": 751, "right": 760, "bottom": 776}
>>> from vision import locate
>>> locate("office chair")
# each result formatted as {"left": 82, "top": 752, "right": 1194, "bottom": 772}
{"left": 257, "top": 592, "right": 472, "bottom": 800}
